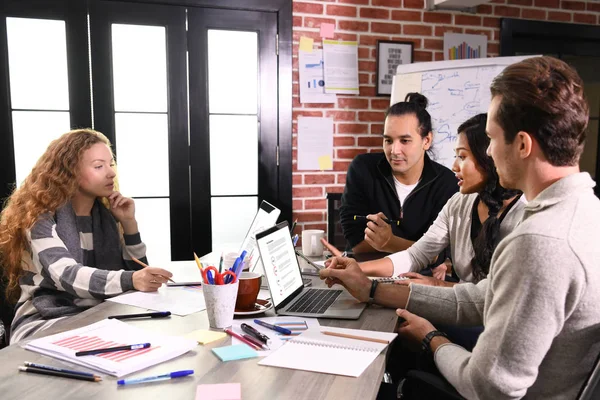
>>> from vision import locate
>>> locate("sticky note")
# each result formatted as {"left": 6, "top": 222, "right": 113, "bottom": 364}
{"left": 299, "top": 36, "right": 314, "bottom": 53}
{"left": 212, "top": 344, "right": 258, "bottom": 362}
{"left": 318, "top": 155, "right": 333, "bottom": 170}
{"left": 185, "top": 329, "right": 227, "bottom": 345}
{"left": 320, "top": 23, "right": 334, "bottom": 39}
{"left": 195, "top": 383, "right": 241, "bottom": 400}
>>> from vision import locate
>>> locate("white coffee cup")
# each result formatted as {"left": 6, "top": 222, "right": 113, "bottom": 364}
{"left": 301, "top": 229, "right": 325, "bottom": 256}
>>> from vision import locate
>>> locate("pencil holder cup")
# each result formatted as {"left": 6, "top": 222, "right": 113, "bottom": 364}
{"left": 202, "top": 281, "right": 239, "bottom": 329}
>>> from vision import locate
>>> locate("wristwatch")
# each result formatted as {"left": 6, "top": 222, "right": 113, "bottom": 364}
{"left": 421, "top": 330, "right": 448, "bottom": 354}
{"left": 367, "top": 279, "right": 379, "bottom": 305}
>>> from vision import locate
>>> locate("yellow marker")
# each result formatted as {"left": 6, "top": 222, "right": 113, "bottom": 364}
{"left": 193, "top": 252, "right": 204, "bottom": 272}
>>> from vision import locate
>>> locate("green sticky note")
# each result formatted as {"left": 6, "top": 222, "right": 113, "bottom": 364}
{"left": 299, "top": 36, "right": 314, "bottom": 53}
{"left": 212, "top": 344, "right": 258, "bottom": 362}
{"left": 318, "top": 155, "right": 333, "bottom": 170}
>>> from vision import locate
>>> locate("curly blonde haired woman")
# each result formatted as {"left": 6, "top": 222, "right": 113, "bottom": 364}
{"left": 0, "top": 129, "right": 172, "bottom": 343}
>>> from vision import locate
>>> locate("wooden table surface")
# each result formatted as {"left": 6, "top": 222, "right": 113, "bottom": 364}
{"left": 0, "top": 277, "right": 398, "bottom": 400}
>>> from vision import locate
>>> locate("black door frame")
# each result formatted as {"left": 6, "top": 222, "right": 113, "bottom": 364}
{"left": 0, "top": 0, "right": 91, "bottom": 201}
{"left": 89, "top": 0, "right": 191, "bottom": 259}
{"left": 500, "top": 18, "right": 600, "bottom": 195}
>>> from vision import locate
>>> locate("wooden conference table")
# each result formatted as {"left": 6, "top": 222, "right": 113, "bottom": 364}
{"left": 0, "top": 276, "right": 398, "bottom": 400}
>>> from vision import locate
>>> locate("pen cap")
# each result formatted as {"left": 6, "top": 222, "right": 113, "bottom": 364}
{"left": 170, "top": 370, "right": 194, "bottom": 378}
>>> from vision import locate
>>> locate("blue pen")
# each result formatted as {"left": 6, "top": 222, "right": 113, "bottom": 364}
{"left": 207, "top": 269, "right": 214, "bottom": 285}
{"left": 254, "top": 319, "right": 292, "bottom": 335}
{"left": 117, "top": 370, "right": 194, "bottom": 385}
{"left": 226, "top": 257, "right": 241, "bottom": 284}
{"left": 292, "top": 234, "right": 299, "bottom": 247}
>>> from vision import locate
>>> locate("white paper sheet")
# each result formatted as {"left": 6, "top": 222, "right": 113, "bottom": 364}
{"left": 297, "top": 117, "right": 333, "bottom": 171}
{"left": 299, "top": 49, "right": 336, "bottom": 104}
{"left": 107, "top": 286, "right": 206, "bottom": 316}
{"left": 323, "top": 40, "right": 359, "bottom": 94}
{"left": 24, "top": 319, "right": 197, "bottom": 377}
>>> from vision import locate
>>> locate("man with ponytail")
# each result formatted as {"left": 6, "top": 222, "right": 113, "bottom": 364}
{"left": 321, "top": 56, "right": 600, "bottom": 399}
{"left": 340, "top": 93, "right": 458, "bottom": 258}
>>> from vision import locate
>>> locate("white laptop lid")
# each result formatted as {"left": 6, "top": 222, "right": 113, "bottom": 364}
{"left": 239, "top": 200, "right": 280, "bottom": 274}
{"left": 255, "top": 221, "right": 304, "bottom": 309}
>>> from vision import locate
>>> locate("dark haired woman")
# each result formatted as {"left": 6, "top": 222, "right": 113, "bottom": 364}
{"left": 360, "top": 113, "right": 524, "bottom": 285}
{"left": 340, "top": 92, "right": 458, "bottom": 260}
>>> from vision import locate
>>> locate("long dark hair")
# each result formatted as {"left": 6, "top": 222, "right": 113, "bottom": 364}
{"left": 458, "top": 114, "right": 521, "bottom": 281}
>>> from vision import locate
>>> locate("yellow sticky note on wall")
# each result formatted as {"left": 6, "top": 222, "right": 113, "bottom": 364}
{"left": 299, "top": 36, "right": 314, "bottom": 53}
{"left": 318, "top": 155, "right": 333, "bottom": 170}
{"left": 184, "top": 329, "right": 227, "bottom": 345}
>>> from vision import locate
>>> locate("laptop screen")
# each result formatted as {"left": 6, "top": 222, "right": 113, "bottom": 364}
{"left": 255, "top": 221, "right": 304, "bottom": 308}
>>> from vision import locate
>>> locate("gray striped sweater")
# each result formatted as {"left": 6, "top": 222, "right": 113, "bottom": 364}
{"left": 10, "top": 214, "right": 146, "bottom": 343}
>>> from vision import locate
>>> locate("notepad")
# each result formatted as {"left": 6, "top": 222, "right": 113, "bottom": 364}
{"left": 196, "top": 383, "right": 241, "bottom": 400}
{"left": 212, "top": 344, "right": 258, "bottom": 362}
{"left": 258, "top": 327, "right": 396, "bottom": 377}
{"left": 184, "top": 329, "right": 227, "bottom": 345}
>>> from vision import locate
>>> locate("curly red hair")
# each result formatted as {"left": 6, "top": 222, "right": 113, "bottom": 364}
{"left": 0, "top": 129, "right": 116, "bottom": 301}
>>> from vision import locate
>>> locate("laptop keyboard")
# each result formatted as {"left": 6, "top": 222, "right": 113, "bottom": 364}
{"left": 287, "top": 288, "right": 342, "bottom": 314}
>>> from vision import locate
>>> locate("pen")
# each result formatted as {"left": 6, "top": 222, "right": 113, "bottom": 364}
{"left": 108, "top": 311, "right": 171, "bottom": 320}
{"left": 131, "top": 257, "right": 176, "bottom": 283}
{"left": 75, "top": 343, "right": 151, "bottom": 357}
{"left": 242, "top": 334, "right": 270, "bottom": 350}
{"left": 223, "top": 328, "right": 261, "bottom": 350}
{"left": 353, "top": 215, "right": 400, "bottom": 226}
{"left": 241, "top": 323, "right": 271, "bottom": 344}
{"left": 253, "top": 319, "right": 292, "bottom": 335}
{"left": 117, "top": 370, "right": 194, "bottom": 385}
{"left": 292, "top": 234, "right": 299, "bottom": 247}
{"left": 23, "top": 362, "right": 98, "bottom": 378}
{"left": 18, "top": 366, "right": 102, "bottom": 382}
{"left": 290, "top": 218, "right": 298, "bottom": 234}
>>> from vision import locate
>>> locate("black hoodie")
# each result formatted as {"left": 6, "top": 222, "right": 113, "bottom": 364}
{"left": 340, "top": 152, "right": 458, "bottom": 252}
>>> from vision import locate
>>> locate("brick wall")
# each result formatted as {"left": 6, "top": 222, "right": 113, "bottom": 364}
{"left": 291, "top": 0, "right": 600, "bottom": 236}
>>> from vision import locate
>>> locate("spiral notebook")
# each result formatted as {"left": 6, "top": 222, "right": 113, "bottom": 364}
{"left": 258, "top": 327, "right": 396, "bottom": 377}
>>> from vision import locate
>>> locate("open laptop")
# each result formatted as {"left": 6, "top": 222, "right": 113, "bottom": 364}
{"left": 255, "top": 221, "right": 366, "bottom": 319}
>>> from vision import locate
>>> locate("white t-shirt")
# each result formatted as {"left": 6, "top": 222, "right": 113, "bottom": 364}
{"left": 394, "top": 177, "right": 419, "bottom": 206}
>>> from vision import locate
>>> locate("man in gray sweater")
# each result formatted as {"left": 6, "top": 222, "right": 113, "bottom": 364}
{"left": 320, "top": 56, "right": 600, "bottom": 400}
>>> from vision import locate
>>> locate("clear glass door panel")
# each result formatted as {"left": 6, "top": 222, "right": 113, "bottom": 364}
{"left": 134, "top": 197, "right": 171, "bottom": 265}
{"left": 211, "top": 196, "right": 258, "bottom": 251}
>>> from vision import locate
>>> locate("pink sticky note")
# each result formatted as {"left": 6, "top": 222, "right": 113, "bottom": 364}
{"left": 320, "top": 23, "right": 335, "bottom": 39}
{"left": 196, "top": 383, "right": 241, "bottom": 400}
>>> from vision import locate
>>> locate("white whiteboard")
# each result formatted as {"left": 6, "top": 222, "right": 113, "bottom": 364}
{"left": 391, "top": 56, "right": 536, "bottom": 168}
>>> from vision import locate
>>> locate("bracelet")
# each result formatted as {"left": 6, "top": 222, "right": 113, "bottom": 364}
{"left": 367, "top": 279, "right": 379, "bottom": 304}
{"left": 421, "top": 330, "right": 448, "bottom": 355}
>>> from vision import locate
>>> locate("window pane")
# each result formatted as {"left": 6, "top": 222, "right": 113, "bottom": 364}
{"left": 211, "top": 196, "right": 258, "bottom": 251}
{"left": 134, "top": 198, "right": 171, "bottom": 264}
{"left": 12, "top": 111, "right": 70, "bottom": 186}
{"left": 115, "top": 113, "right": 169, "bottom": 197}
{"left": 6, "top": 17, "right": 69, "bottom": 110}
{"left": 210, "top": 115, "right": 258, "bottom": 196}
{"left": 208, "top": 30, "right": 257, "bottom": 115}
{"left": 112, "top": 24, "right": 167, "bottom": 112}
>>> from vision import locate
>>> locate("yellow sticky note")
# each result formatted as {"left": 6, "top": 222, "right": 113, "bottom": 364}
{"left": 299, "top": 36, "right": 314, "bottom": 53}
{"left": 318, "top": 155, "right": 333, "bottom": 170}
{"left": 184, "top": 329, "right": 227, "bottom": 345}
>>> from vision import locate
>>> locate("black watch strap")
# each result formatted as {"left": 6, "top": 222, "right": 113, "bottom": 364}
{"left": 421, "top": 330, "right": 448, "bottom": 354}
{"left": 368, "top": 279, "right": 379, "bottom": 304}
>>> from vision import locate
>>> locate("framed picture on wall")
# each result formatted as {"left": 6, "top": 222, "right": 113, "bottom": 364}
{"left": 376, "top": 40, "right": 414, "bottom": 96}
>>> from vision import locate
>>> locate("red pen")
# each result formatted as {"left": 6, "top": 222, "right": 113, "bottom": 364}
{"left": 223, "top": 328, "right": 260, "bottom": 350}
